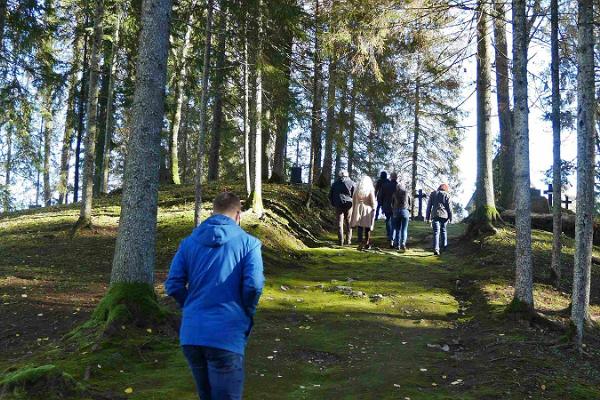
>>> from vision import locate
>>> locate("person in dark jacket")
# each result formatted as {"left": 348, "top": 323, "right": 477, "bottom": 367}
{"left": 426, "top": 184, "right": 453, "bottom": 256}
{"left": 165, "top": 192, "right": 264, "bottom": 400}
{"left": 380, "top": 172, "right": 398, "bottom": 245}
{"left": 329, "top": 170, "right": 355, "bottom": 245}
{"left": 392, "top": 182, "right": 411, "bottom": 251}
{"left": 374, "top": 171, "right": 389, "bottom": 221}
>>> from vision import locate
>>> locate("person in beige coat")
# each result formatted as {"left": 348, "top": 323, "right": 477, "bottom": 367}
{"left": 350, "top": 176, "right": 377, "bottom": 250}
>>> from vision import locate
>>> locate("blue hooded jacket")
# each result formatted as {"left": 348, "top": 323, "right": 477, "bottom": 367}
{"left": 164, "top": 214, "right": 264, "bottom": 355}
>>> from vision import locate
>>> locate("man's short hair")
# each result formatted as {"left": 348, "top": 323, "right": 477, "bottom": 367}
{"left": 390, "top": 172, "right": 398, "bottom": 180}
{"left": 213, "top": 192, "right": 242, "bottom": 214}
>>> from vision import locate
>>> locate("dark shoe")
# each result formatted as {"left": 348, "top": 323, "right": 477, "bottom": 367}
{"left": 357, "top": 243, "right": 364, "bottom": 251}
{"left": 389, "top": 241, "right": 395, "bottom": 249}
{"left": 434, "top": 249, "right": 440, "bottom": 256}
{"left": 364, "top": 244, "right": 373, "bottom": 250}
{"left": 401, "top": 245, "right": 407, "bottom": 251}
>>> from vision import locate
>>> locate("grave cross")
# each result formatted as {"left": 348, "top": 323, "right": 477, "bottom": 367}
{"left": 544, "top": 184, "right": 553, "bottom": 208}
{"left": 562, "top": 195, "right": 573, "bottom": 210}
{"left": 414, "top": 189, "right": 427, "bottom": 221}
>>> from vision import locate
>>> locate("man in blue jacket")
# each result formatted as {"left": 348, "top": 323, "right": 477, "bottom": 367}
{"left": 165, "top": 192, "right": 264, "bottom": 400}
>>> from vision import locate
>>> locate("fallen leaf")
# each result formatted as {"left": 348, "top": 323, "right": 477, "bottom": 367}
{"left": 124, "top": 387, "right": 134, "bottom": 394}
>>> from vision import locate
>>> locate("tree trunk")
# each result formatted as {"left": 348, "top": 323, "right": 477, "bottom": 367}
{"left": 334, "top": 75, "right": 348, "bottom": 179}
{"left": 261, "top": 109, "right": 272, "bottom": 180}
{"left": 94, "top": 44, "right": 111, "bottom": 196}
{"left": 411, "top": 77, "right": 420, "bottom": 218}
{"left": 77, "top": 0, "right": 104, "bottom": 227}
{"left": 243, "top": 12, "right": 251, "bottom": 196}
{"left": 347, "top": 79, "right": 356, "bottom": 177}
{"left": 169, "top": 8, "right": 194, "bottom": 185}
{"left": 194, "top": 0, "right": 214, "bottom": 226}
{"left": 511, "top": 0, "right": 534, "bottom": 310}
{"left": 306, "top": 0, "right": 321, "bottom": 207}
{"left": 470, "top": 0, "right": 500, "bottom": 235}
{"left": 100, "top": 7, "right": 122, "bottom": 194}
{"left": 320, "top": 56, "right": 337, "bottom": 187}
{"left": 207, "top": 2, "right": 228, "bottom": 182}
{"left": 271, "top": 38, "right": 293, "bottom": 183}
{"left": 58, "top": 34, "right": 82, "bottom": 205}
{"left": 42, "top": 93, "right": 53, "bottom": 207}
{"left": 550, "top": 0, "right": 562, "bottom": 287}
{"left": 0, "top": 0, "right": 7, "bottom": 55}
{"left": 493, "top": 0, "right": 515, "bottom": 210}
{"left": 310, "top": 0, "right": 322, "bottom": 185}
{"left": 110, "top": 0, "right": 173, "bottom": 285}
{"left": 2, "top": 126, "right": 11, "bottom": 211}
{"left": 74, "top": 26, "right": 90, "bottom": 204}
{"left": 571, "top": 0, "right": 595, "bottom": 348}
{"left": 251, "top": 0, "right": 264, "bottom": 216}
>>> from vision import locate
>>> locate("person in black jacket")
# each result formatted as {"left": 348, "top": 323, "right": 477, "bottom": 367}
{"left": 380, "top": 172, "right": 398, "bottom": 246}
{"left": 426, "top": 183, "right": 453, "bottom": 255}
{"left": 374, "top": 171, "right": 388, "bottom": 221}
{"left": 329, "top": 170, "right": 355, "bottom": 246}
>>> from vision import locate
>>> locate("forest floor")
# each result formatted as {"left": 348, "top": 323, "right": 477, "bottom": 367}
{"left": 1, "top": 183, "right": 600, "bottom": 399}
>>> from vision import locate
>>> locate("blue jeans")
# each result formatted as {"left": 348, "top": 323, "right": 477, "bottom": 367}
{"left": 393, "top": 209, "right": 410, "bottom": 247}
{"left": 182, "top": 345, "right": 245, "bottom": 400}
{"left": 384, "top": 210, "right": 394, "bottom": 241}
{"left": 432, "top": 217, "right": 449, "bottom": 252}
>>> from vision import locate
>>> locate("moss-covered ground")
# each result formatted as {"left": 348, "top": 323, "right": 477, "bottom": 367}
{"left": 1, "top": 183, "right": 599, "bottom": 399}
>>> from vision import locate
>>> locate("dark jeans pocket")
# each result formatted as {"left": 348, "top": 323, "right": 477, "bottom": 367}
{"left": 207, "top": 348, "right": 244, "bottom": 373}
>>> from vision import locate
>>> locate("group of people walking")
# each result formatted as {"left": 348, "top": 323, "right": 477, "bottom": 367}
{"left": 329, "top": 170, "right": 453, "bottom": 255}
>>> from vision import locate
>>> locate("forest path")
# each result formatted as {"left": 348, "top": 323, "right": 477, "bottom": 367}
{"left": 241, "top": 220, "right": 470, "bottom": 399}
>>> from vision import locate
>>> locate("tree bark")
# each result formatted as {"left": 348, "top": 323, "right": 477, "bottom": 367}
{"left": 271, "top": 34, "right": 294, "bottom": 184}
{"left": 42, "top": 92, "right": 53, "bottom": 207}
{"left": 77, "top": 0, "right": 104, "bottom": 227}
{"left": 470, "top": 0, "right": 499, "bottom": 235}
{"left": 194, "top": 0, "right": 214, "bottom": 226}
{"left": 571, "top": 0, "right": 595, "bottom": 348}
{"left": 169, "top": 6, "right": 194, "bottom": 185}
{"left": 74, "top": 26, "right": 90, "bottom": 204}
{"left": 511, "top": 0, "right": 534, "bottom": 310}
{"left": 334, "top": 75, "right": 348, "bottom": 179}
{"left": 2, "top": 126, "right": 11, "bottom": 211}
{"left": 100, "top": 6, "right": 123, "bottom": 194}
{"left": 58, "top": 34, "right": 82, "bottom": 205}
{"left": 207, "top": 1, "right": 228, "bottom": 182}
{"left": 347, "top": 79, "right": 356, "bottom": 177}
{"left": 251, "top": 0, "right": 264, "bottom": 216}
{"left": 550, "top": 0, "right": 562, "bottom": 287}
{"left": 306, "top": 0, "right": 322, "bottom": 207}
{"left": 320, "top": 56, "right": 337, "bottom": 187}
{"left": 243, "top": 12, "right": 251, "bottom": 196}
{"left": 493, "top": 0, "right": 515, "bottom": 210}
{"left": 0, "top": 0, "right": 7, "bottom": 55}
{"left": 309, "top": 0, "right": 322, "bottom": 185}
{"left": 411, "top": 77, "right": 420, "bottom": 218}
{"left": 110, "top": 0, "right": 173, "bottom": 285}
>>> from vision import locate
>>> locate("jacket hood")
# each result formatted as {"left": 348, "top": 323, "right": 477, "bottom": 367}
{"left": 191, "top": 214, "right": 243, "bottom": 247}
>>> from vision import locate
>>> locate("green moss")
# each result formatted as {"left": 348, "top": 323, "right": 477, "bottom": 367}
{"left": 0, "top": 365, "right": 83, "bottom": 398}
{"left": 91, "top": 283, "right": 167, "bottom": 329}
